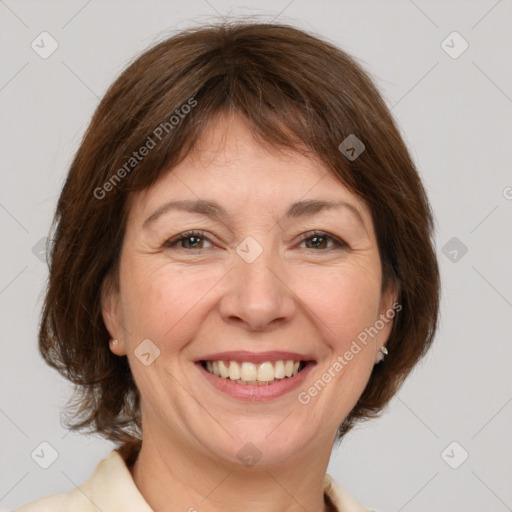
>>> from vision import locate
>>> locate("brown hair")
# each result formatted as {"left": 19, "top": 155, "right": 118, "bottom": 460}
{"left": 40, "top": 21, "right": 440, "bottom": 446}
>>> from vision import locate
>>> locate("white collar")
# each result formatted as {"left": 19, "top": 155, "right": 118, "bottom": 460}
{"left": 18, "top": 449, "right": 370, "bottom": 512}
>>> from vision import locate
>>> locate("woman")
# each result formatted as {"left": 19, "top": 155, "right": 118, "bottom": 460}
{"left": 17, "top": 21, "right": 440, "bottom": 512}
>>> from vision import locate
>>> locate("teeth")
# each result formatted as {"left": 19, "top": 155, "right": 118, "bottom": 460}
{"left": 285, "top": 360, "right": 294, "bottom": 377}
{"left": 240, "top": 362, "right": 257, "bottom": 381}
{"left": 257, "top": 362, "right": 274, "bottom": 382}
{"left": 228, "top": 361, "right": 241, "bottom": 380}
{"left": 203, "top": 359, "right": 304, "bottom": 384}
{"left": 218, "top": 360, "right": 229, "bottom": 378}
{"left": 274, "top": 360, "right": 285, "bottom": 379}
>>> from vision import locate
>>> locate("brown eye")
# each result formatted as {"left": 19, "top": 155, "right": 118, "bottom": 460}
{"left": 180, "top": 235, "right": 204, "bottom": 249}
{"left": 304, "top": 235, "right": 329, "bottom": 249}
{"left": 164, "top": 230, "right": 213, "bottom": 250}
{"left": 298, "top": 231, "right": 348, "bottom": 250}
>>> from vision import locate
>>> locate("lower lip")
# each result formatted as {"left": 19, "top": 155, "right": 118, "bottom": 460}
{"left": 196, "top": 362, "right": 315, "bottom": 401}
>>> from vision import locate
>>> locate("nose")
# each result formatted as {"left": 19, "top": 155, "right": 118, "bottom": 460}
{"left": 218, "top": 244, "right": 296, "bottom": 332}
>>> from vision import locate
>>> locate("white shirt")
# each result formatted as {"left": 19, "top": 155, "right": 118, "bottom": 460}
{"left": 15, "top": 449, "right": 370, "bottom": 512}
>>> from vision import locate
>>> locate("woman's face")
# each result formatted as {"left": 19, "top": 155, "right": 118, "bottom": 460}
{"left": 103, "top": 114, "right": 396, "bottom": 467}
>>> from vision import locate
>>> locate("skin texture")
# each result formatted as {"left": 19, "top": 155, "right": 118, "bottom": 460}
{"left": 102, "top": 112, "right": 396, "bottom": 512}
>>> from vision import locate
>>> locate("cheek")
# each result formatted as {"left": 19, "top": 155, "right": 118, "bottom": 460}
{"left": 299, "top": 264, "right": 382, "bottom": 347}
{"left": 120, "top": 259, "right": 221, "bottom": 347}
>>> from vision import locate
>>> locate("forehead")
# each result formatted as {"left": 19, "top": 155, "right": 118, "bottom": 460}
{"left": 182, "top": 113, "right": 328, "bottom": 183}
{"left": 128, "top": 114, "right": 372, "bottom": 228}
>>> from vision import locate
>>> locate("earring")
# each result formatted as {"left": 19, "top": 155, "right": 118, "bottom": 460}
{"left": 110, "top": 339, "right": 118, "bottom": 345}
{"left": 375, "top": 346, "right": 388, "bottom": 364}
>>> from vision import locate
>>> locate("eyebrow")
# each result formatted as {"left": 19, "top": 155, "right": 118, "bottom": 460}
{"left": 142, "top": 198, "right": 367, "bottom": 231}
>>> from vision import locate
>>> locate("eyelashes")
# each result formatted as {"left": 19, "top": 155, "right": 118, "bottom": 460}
{"left": 164, "top": 230, "right": 213, "bottom": 250}
{"left": 296, "top": 230, "right": 349, "bottom": 250}
{"left": 163, "top": 229, "right": 349, "bottom": 252}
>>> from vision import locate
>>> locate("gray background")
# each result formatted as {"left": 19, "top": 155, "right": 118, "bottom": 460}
{"left": 1, "top": 1, "right": 511, "bottom": 511}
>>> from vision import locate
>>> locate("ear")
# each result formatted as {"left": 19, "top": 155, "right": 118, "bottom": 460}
{"left": 376, "top": 281, "right": 400, "bottom": 349}
{"left": 101, "top": 274, "right": 127, "bottom": 356}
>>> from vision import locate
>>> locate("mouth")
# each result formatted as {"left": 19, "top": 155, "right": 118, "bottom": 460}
{"left": 194, "top": 350, "right": 317, "bottom": 397}
{"left": 199, "top": 359, "right": 312, "bottom": 385}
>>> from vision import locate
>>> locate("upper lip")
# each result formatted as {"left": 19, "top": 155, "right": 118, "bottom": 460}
{"left": 195, "top": 350, "right": 316, "bottom": 364}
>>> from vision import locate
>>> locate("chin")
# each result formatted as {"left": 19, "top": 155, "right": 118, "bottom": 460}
{"left": 203, "top": 419, "right": 319, "bottom": 469}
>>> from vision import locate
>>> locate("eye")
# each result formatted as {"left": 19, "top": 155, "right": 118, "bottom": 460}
{"left": 297, "top": 230, "right": 348, "bottom": 250}
{"left": 164, "top": 230, "right": 213, "bottom": 250}
{"left": 163, "top": 229, "right": 349, "bottom": 252}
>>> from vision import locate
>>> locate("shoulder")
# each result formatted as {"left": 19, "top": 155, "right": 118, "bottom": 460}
{"left": 324, "top": 473, "right": 373, "bottom": 512}
{"left": 13, "top": 449, "right": 152, "bottom": 512}
{"left": 13, "top": 487, "right": 91, "bottom": 511}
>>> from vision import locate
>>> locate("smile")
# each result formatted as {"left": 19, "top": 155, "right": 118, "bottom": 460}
{"left": 195, "top": 350, "right": 316, "bottom": 400}
{"left": 201, "top": 359, "right": 307, "bottom": 385}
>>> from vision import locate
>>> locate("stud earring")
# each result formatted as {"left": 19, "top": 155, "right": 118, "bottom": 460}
{"left": 375, "top": 346, "right": 388, "bottom": 364}
{"left": 110, "top": 339, "right": 118, "bottom": 345}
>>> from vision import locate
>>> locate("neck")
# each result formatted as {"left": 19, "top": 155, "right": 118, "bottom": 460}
{"left": 128, "top": 426, "right": 334, "bottom": 512}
